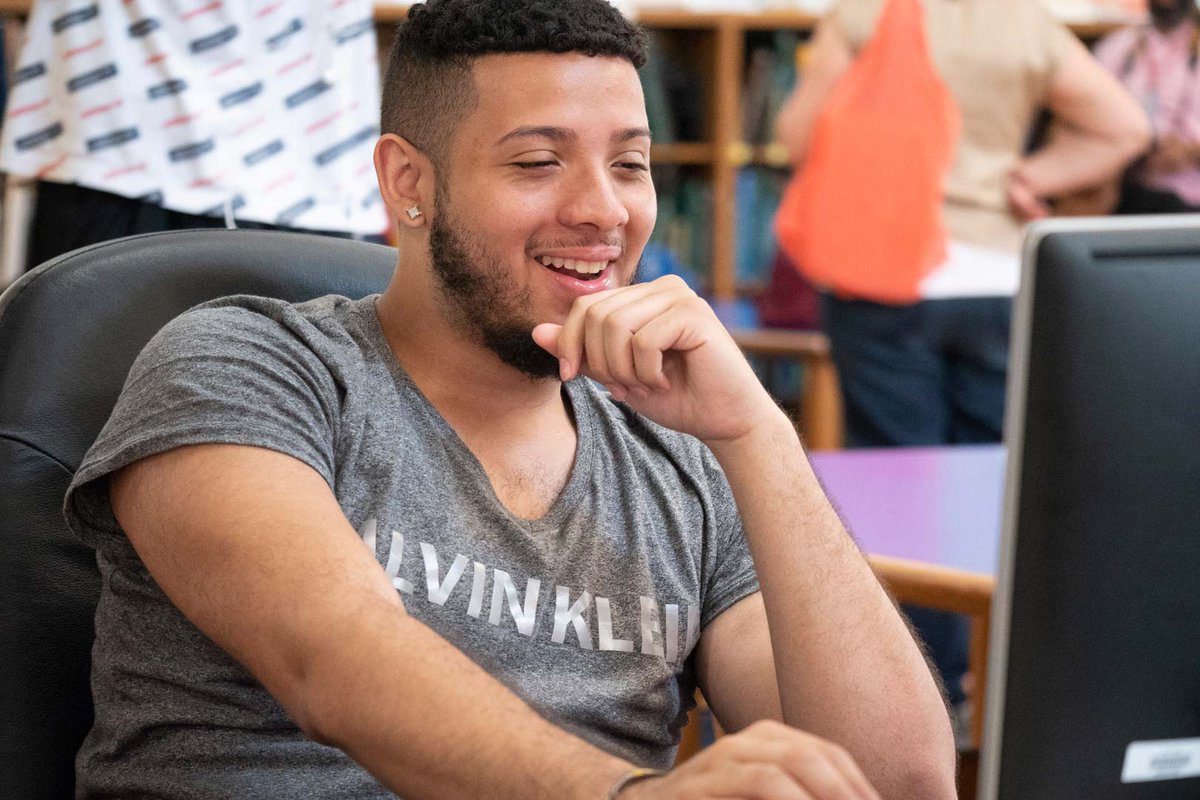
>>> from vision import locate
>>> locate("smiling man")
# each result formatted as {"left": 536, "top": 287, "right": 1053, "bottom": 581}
{"left": 62, "top": 1, "right": 955, "bottom": 799}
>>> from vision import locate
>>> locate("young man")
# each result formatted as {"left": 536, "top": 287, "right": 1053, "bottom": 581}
{"left": 64, "top": 1, "right": 955, "bottom": 798}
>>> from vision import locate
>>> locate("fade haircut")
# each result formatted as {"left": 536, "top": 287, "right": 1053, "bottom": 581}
{"left": 381, "top": 0, "right": 647, "bottom": 168}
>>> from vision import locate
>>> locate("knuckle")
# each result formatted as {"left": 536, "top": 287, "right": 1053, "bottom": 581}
{"left": 658, "top": 274, "right": 688, "bottom": 290}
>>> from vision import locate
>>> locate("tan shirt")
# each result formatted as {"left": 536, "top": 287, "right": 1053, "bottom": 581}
{"left": 831, "top": 0, "right": 1073, "bottom": 252}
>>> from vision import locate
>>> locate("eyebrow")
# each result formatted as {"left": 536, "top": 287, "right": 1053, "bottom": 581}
{"left": 493, "top": 126, "right": 652, "bottom": 147}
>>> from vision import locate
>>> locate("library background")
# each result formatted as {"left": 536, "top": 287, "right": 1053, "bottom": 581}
{"left": 5, "top": 1, "right": 1196, "bottom": 800}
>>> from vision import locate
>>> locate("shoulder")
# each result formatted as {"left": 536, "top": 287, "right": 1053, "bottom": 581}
{"left": 144, "top": 293, "right": 370, "bottom": 375}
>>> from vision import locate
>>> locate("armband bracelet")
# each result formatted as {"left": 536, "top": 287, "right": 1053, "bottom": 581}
{"left": 604, "top": 767, "right": 665, "bottom": 800}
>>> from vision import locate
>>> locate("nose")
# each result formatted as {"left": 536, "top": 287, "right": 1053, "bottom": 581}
{"left": 559, "top": 163, "right": 630, "bottom": 232}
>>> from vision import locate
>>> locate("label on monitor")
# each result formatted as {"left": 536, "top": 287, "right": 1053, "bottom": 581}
{"left": 1122, "top": 738, "right": 1200, "bottom": 783}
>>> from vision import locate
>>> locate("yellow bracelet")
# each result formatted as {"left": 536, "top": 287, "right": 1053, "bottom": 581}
{"left": 604, "top": 767, "right": 665, "bottom": 800}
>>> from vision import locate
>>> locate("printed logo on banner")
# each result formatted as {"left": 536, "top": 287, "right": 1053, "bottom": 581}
{"left": 285, "top": 79, "right": 331, "bottom": 109}
{"left": 201, "top": 195, "right": 246, "bottom": 217}
{"left": 52, "top": 4, "right": 99, "bottom": 34}
{"left": 169, "top": 138, "right": 216, "bottom": 162}
{"left": 220, "top": 82, "right": 264, "bottom": 109}
{"left": 243, "top": 139, "right": 284, "bottom": 166}
{"left": 315, "top": 125, "right": 375, "bottom": 166}
{"left": 266, "top": 18, "right": 303, "bottom": 51}
{"left": 67, "top": 63, "right": 119, "bottom": 93}
{"left": 189, "top": 25, "right": 238, "bottom": 54}
{"left": 128, "top": 18, "right": 160, "bottom": 38}
{"left": 12, "top": 62, "right": 47, "bottom": 86}
{"left": 87, "top": 127, "right": 140, "bottom": 152}
{"left": 15, "top": 122, "right": 64, "bottom": 151}
{"left": 147, "top": 79, "right": 188, "bottom": 100}
{"left": 276, "top": 196, "right": 316, "bottom": 225}
{"left": 333, "top": 19, "right": 373, "bottom": 45}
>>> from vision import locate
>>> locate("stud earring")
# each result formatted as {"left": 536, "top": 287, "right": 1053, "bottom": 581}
{"left": 406, "top": 206, "right": 422, "bottom": 220}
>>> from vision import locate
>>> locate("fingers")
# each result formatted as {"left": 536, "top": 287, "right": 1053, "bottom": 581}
{"left": 713, "top": 722, "right": 881, "bottom": 800}
{"left": 554, "top": 275, "right": 698, "bottom": 394}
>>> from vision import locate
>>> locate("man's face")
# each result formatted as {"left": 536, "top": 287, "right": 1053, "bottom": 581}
{"left": 427, "top": 52, "right": 657, "bottom": 379}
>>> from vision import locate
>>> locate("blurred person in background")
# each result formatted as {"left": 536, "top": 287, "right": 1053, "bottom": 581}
{"left": 1, "top": 0, "right": 386, "bottom": 271}
{"left": 775, "top": 0, "right": 1148, "bottom": 730}
{"left": 1096, "top": 0, "right": 1200, "bottom": 213}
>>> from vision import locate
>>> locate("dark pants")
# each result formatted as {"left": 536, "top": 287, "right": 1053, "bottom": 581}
{"left": 821, "top": 293, "right": 1013, "bottom": 705}
{"left": 25, "top": 181, "right": 377, "bottom": 272}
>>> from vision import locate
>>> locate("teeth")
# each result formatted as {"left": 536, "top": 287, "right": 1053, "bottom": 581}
{"left": 535, "top": 255, "right": 609, "bottom": 274}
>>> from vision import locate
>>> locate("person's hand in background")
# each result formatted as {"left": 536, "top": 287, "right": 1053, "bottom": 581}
{"left": 1006, "top": 168, "right": 1052, "bottom": 222}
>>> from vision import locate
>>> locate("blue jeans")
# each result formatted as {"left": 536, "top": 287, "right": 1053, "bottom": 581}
{"left": 820, "top": 293, "right": 1012, "bottom": 705}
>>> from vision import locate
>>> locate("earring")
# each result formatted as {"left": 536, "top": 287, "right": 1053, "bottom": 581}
{"left": 406, "top": 206, "right": 422, "bottom": 220}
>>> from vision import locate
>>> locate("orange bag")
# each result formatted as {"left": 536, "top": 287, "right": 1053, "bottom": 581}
{"left": 774, "top": 0, "right": 960, "bottom": 305}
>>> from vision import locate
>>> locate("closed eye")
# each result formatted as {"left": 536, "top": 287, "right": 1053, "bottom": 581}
{"left": 513, "top": 161, "right": 557, "bottom": 169}
{"left": 617, "top": 162, "right": 650, "bottom": 172}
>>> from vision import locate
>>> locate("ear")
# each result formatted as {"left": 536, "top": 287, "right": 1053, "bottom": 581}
{"left": 374, "top": 133, "right": 435, "bottom": 230}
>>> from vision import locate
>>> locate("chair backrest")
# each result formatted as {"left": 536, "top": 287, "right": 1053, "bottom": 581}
{"left": 0, "top": 229, "right": 395, "bottom": 800}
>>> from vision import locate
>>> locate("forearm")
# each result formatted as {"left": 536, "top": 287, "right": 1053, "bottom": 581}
{"left": 1019, "top": 122, "right": 1149, "bottom": 199}
{"left": 707, "top": 413, "right": 956, "bottom": 798}
{"left": 292, "top": 594, "right": 631, "bottom": 800}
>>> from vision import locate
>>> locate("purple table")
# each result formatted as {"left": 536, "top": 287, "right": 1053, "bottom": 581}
{"left": 809, "top": 444, "right": 1006, "bottom": 746}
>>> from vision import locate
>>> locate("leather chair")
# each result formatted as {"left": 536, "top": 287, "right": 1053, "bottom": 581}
{"left": 0, "top": 229, "right": 395, "bottom": 799}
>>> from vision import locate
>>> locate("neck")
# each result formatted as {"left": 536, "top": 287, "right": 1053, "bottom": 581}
{"left": 374, "top": 256, "right": 567, "bottom": 433}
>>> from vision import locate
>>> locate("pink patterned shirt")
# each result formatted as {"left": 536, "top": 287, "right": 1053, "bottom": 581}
{"left": 1096, "top": 20, "right": 1200, "bottom": 205}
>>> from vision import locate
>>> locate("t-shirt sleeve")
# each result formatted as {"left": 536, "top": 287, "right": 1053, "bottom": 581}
{"left": 64, "top": 304, "right": 341, "bottom": 552}
{"left": 1028, "top": 0, "right": 1078, "bottom": 95}
{"left": 699, "top": 447, "right": 760, "bottom": 629}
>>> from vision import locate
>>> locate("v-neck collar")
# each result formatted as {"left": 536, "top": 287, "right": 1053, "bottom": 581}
{"left": 358, "top": 295, "right": 594, "bottom": 532}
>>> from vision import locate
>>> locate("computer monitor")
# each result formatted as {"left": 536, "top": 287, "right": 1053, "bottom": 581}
{"left": 980, "top": 216, "right": 1200, "bottom": 800}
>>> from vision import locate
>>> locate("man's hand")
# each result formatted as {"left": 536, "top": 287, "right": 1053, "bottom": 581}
{"left": 620, "top": 721, "right": 881, "bottom": 800}
{"left": 531, "top": 275, "right": 782, "bottom": 445}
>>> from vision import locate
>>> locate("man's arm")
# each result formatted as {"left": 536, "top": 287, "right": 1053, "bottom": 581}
{"left": 774, "top": 18, "right": 853, "bottom": 166}
{"left": 702, "top": 420, "right": 957, "bottom": 800}
{"left": 1011, "top": 35, "right": 1150, "bottom": 218}
{"left": 109, "top": 442, "right": 633, "bottom": 800}
{"left": 535, "top": 276, "right": 956, "bottom": 799}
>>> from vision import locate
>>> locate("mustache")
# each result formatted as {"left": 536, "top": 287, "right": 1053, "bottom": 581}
{"left": 527, "top": 235, "right": 623, "bottom": 252}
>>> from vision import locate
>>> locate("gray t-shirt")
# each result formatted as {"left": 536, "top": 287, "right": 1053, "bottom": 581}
{"left": 64, "top": 294, "right": 760, "bottom": 799}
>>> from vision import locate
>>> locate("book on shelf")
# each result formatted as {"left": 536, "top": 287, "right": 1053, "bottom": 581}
{"left": 644, "top": 172, "right": 712, "bottom": 290}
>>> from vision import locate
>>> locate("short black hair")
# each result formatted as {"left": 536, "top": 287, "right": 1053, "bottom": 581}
{"left": 381, "top": 0, "right": 647, "bottom": 166}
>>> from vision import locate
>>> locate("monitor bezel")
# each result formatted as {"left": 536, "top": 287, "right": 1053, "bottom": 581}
{"left": 977, "top": 213, "right": 1200, "bottom": 800}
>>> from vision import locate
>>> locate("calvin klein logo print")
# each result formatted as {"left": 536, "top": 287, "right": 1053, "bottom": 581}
{"left": 128, "top": 18, "right": 160, "bottom": 37}
{"left": 12, "top": 62, "right": 46, "bottom": 86}
{"left": 284, "top": 78, "right": 330, "bottom": 109}
{"left": 361, "top": 520, "right": 702, "bottom": 664}
{"left": 265, "top": 18, "right": 303, "bottom": 51}
{"left": 190, "top": 25, "right": 238, "bottom": 54}
{"left": 67, "top": 63, "right": 118, "bottom": 93}
{"left": 147, "top": 79, "right": 188, "bottom": 100}
{"left": 87, "top": 127, "right": 139, "bottom": 152}
{"left": 169, "top": 138, "right": 215, "bottom": 162}
{"left": 243, "top": 139, "right": 284, "bottom": 166}
{"left": 275, "top": 197, "right": 315, "bottom": 225}
{"left": 52, "top": 4, "right": 99, "bottom": 34}
{"left": 220, "top": 82, "right": 263, "bottom": 108}
{"left": 314, "top": 125, "right": 375, "bottom": 166}
{"left": 332, "top": 19, "right": 373, "bottom": 45}
{"left": 15, "top": 122, "right": 64, "bottom": 151}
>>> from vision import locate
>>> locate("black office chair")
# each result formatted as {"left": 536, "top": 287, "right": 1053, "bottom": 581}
{"left": 0, "top": 229, "right": 395, "bottom": 800}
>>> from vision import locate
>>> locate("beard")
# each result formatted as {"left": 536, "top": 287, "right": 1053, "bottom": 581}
{"left": 427, "top": 194, "right": 563, "bottom": 380}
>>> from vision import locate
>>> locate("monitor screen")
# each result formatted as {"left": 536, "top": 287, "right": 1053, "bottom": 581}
{"left": 980, "top": 216, "right": 1200, "bottom": 800}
